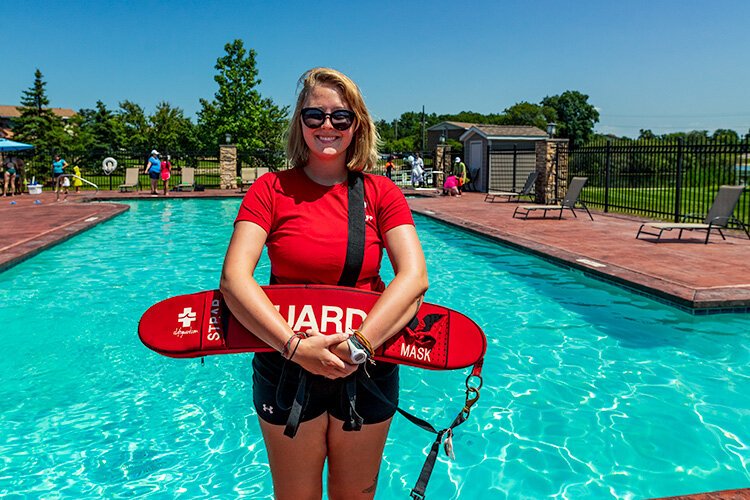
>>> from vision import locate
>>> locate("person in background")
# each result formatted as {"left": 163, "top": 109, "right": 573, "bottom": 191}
{"left": 161, "top": 155, "right": 172, "bottom": 195}
{"left": 3, "top": 157, "right": 17, "bottom": 196}
{"left": 384, "top": 155, "right": 394, "bottom": 180}
{"left": 52, "top": 155, "right": 68, "bottom": 194}
{"left": 454, "top": 156, "right": 467, "bottom": 194}
{"left": 443, "top": 172, "right": 460, "bottom": 196}
{"left": 144, "top": 150, "right": 161, "bottom": 195}
{"left": 72, "top": 165, "right": 83, "bottom": 193}
{"left": 60, "top": 173, "right": 70, "bottom": 198}
{"left": 410, "top": 153, "right": 424, "bottom": 188}
{"left": 220, "top": 67, "right": 428, "bottom": 499}
{"left": 13, "top": 156, "right": 25, "bottom": 195}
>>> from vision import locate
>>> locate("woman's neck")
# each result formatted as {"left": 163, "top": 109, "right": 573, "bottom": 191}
{"left": 303, "top": 159, "right": 349, "bottom": 186}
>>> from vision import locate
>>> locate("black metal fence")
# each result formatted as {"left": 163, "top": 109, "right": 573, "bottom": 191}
{"left": 8, "top": 147, "right": 446, "bottom": 193}
{"left": 570, "top": 138, "right": 750, "bottom": 225}
{"left": 488, "top": 147, "right": 537, "bottom": 193}
{"left": 10, "top": 150, "right": 223, "bottom": 191}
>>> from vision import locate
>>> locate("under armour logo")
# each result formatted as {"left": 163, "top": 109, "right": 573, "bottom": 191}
{"left": 178, "top": 307, "right": 197, "bottom": 327}
{"left": 262, "top": 404, "right": 274, "bottom": 414}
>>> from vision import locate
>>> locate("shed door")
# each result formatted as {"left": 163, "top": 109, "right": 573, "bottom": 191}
{"left": 469, "top": 141, "right": 483, "bottom": 190}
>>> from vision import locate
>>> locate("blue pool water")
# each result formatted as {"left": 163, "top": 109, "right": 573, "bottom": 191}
{"left": 1, "top": 198, "right": 750, "bottom": 499}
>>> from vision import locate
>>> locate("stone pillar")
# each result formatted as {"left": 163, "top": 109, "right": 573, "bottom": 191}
{"left": 220, "top": 144, "right": 237, "bottom": 189}
{"left": 535, "top": 138, "right": 569, "bottom": 203}
{"left": 434, "top": 144, "right": 451, "bottom": 191}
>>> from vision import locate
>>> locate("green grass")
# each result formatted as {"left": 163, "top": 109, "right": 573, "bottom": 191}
{"left": 582, "top": 186, "right": 750, "bottom": 224}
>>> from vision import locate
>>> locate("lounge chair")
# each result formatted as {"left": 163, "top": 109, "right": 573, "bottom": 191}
{"left": 118, "top": 168, "right": 140, "bottom": 192}
{"left": 256, "top": 167, "right": 270, "bottom": 178}
{"left": 176, "top": 167, "right": 195, "bottom": 192}
{"left": 485, "top": 171, "right": 538, "bottom": 203}
{"left": 240, "top": 167, "right": 256, "bottom": 192}
{"left": 513, "top": 177, "right": 593, "bottom": 220}
{"left": 636, "top": 185, "right": 750, "bottom": 244}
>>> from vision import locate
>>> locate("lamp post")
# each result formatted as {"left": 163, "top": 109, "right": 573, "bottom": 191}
{"left": 225, "top": 133, "right": 232, "bottom": 145}
{"left": 547, "top": 122, "right": 557, "bottom": 138}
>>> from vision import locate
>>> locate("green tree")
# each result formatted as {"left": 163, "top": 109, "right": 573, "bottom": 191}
{"left": 90, "top": 101, "right": 121, "bottom": 157}
{"left": 148, "top": 101, "right": 198, "bottom": 155}
{"left": 541, "top": 91, "right": 599, "bottom": 148}
{"left": 13, "top": 69, "right": 67, "bottom": 156}
{"left": 197, "top": 39, "right": 288, "bottom": 153}
{"left": 638, "top": 129, "right": 657, "bottom": 140}
{"left": 711, "top": 129, "right": 739, "bottom": 143}
{"left": 501, "top": 101, "right": 555, "bottom": 129}
{"left": 116, "top": 100, "right": 150, "bottom": 152}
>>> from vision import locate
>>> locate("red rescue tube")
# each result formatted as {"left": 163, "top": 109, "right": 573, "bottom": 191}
{"left": 138, "top": 285, "right": 486, "bottom": 370}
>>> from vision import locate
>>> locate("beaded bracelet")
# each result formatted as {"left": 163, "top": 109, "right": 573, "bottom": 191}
{"left": 350, "top": 329, "right": 375, "bottom": 364}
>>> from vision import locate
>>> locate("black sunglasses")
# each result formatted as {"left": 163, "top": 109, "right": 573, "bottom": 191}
{"left": 301, "top": 108, "right": 356, "bottom": 131}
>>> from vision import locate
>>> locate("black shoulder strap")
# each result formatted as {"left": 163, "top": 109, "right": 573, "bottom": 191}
{"left": 337, "top": 170, "right": 365, "bottom": 287}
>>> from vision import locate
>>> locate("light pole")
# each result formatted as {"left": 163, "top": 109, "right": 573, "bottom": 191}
{"left": 547, "top": 122, "right": 557, "bottom": 138}
{"left": 225, "top": 133, "right": 232, "bottom": 144}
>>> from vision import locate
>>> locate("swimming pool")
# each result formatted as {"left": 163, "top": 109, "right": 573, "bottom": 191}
{"left": 1, "top": 198, "right": 749, "bottom": 498}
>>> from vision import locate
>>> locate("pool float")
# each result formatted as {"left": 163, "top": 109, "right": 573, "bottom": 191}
{"left": 138, "top": 284, "right": 486, "bottom": 371}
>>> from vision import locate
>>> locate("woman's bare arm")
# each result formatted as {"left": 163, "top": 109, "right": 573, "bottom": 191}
{"left": 331, "top": 224, "right": 428, "bottom": 362}
{"left": 220, "top": 221, "right": 354, "bottom": 378}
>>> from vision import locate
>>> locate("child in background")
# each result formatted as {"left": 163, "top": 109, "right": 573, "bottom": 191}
{"left": 161, "top": 156, "right": 172, "bottom": 195}
{"left": 72, "top": 165, "right": 83, "bottom": 193}
{"left": 61, "top": 175, "right": 70, "bottom": 197}
{"left": 443, "top": 173, "right": 460, "bottom": 196}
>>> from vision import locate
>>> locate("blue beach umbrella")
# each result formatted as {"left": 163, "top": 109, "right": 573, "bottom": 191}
{"left": 0, "top": 138, "right": 34, "bottom": 151}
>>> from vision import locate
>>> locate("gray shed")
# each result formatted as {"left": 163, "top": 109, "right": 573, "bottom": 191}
{"left": 459, "top": 125, "right": 547, "bottom": 192}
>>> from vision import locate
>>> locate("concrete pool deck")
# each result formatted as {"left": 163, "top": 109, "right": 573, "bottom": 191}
{"left": 2, "top": 188, "right": 750, "bottom": 312}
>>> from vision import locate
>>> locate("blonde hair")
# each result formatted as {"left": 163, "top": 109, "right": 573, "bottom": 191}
{"left": 286, "top": 67, "right": 379, "bottom": 171}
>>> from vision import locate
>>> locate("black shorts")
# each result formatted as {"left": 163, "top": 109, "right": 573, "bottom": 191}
{"left": 148, "top": 171, "right": 160, "bottom": 180}
{"left": 252, "top": 352, "right": 399, "bottom": 426}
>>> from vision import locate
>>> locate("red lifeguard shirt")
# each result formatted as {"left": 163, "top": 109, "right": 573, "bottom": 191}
{"left": 235, "top": 167, "right": 414, "bottom": 291}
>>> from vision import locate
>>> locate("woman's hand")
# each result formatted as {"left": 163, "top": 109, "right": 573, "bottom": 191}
{"left": 329, "top": 336, "right": 354, "bottom": 365}
{"left": 292, "top": 330, "right": 357, "bottom": 379}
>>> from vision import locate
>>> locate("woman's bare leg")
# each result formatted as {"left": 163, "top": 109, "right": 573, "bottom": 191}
{"left": 259, "top": 413, "right": 329, "bottom": 500}
{"left": 326, "top": 417, "right": 392, "bottom": 500}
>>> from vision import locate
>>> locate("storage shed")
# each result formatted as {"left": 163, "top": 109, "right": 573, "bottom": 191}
{"left": 459, "top": 125, "right": 547, "bottom": 192}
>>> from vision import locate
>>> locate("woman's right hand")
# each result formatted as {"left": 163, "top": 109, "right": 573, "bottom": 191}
{"left": 292, "top": 330, "right": 357, "bottom": 379}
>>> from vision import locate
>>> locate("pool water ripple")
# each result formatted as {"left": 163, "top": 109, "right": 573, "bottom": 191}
{"left": 2, "top": 198, "right": 750, "bottom": 498}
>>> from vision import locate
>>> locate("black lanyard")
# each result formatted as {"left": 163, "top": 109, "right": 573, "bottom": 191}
{"left": 337, "top": 170, "right": 365, "bottom": 287}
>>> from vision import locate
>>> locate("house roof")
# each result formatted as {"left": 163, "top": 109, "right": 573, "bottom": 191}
{"left": 426, "top": 121, "right": 479, "bottom": 132}
{"left": 459, "top": 124, "right": 548, "bottom": 142}
{"left": 0, "top": 105, "right": 76, "bottom": 119}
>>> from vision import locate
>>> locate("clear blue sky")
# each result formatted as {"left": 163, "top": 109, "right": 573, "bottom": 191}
{"left": 4, "top": 0, "right": 750, "bottom": 138}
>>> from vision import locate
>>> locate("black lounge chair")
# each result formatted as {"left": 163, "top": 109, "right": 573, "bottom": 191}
{"left": 512, "top": 177, "right": 593, "bottom": 220}
{"left": 485, "top": 171, "right": 538, "bottom": 203}
{"left": 636, "top": 185, "right": 750, "bottom": 244}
